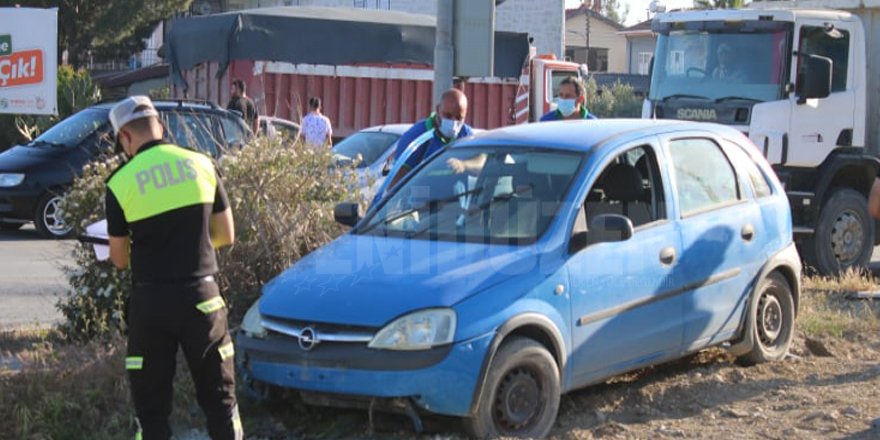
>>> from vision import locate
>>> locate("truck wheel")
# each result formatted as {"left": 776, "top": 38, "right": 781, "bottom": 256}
{"left": 736, "top": 272, "right": 795, "bottom": 366}
{"left": 34, "top": 192, "right": 73, "bottom": 239}
{"left": 802, "top": 188, "right": 873, "bottom": 275}
{"left": 464, "top": 337, "right": 560, "bottom": 439}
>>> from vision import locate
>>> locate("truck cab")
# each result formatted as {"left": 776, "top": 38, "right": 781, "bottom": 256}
{"left": 644, "top": 6, "right": 879, "bottom": 275}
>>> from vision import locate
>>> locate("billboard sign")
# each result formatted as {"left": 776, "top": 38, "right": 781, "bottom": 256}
{"left": 0, "top": 8, "right": 58, "bottom": 115}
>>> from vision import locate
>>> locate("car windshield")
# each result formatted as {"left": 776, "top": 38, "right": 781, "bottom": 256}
{"left": 650, "top": 24, "right": 791, "bottom": 102}
{"left": 332, "top": 131, "right": 399, "bottom": 168}
{"left": 30, "top": 108, "right": 108, "bottom": 148}
{"left": 357, "top": 147, "right": 584, "bottom": 245}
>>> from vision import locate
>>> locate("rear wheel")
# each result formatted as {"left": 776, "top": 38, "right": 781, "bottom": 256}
{"left": 464, "top": 337, "right": 560, "bottom": 439}
{"left": 736, "top": 272, "right": 795, "bottom": 366}
{"left": 34, "top": 192, "right": 72, "bottom": 239}
{"left": 802, "top": 188, "right": 873, "bottom": 275}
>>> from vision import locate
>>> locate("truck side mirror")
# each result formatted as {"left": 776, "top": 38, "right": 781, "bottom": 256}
{"left": 798, "top": 54, "right": 832, "bottom": 104}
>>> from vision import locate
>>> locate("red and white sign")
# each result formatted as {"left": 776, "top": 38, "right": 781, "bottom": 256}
{"left": 0, "top": 8, "right": 57, "bottom": 115}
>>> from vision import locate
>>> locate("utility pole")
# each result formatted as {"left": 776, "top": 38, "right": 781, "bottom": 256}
{"left": 584, "top": 0, "right": 591, "bottom": 69}
{"left": 434, "top": 0, "right": 455, "bottom": 106}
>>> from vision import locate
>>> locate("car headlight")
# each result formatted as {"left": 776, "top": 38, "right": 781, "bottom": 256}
{"left": 368, "top": 308, "right": 456, "bottom": 350}
{"left": 0, "top": 173, "right": 25, "bottom": 188}
{"left": 241, "top": 299, "right": 266, "bottom": 339}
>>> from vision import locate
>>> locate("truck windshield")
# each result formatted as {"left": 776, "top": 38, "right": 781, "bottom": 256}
{"left": 650, "top": 27, "right": 790, "bottom": 103}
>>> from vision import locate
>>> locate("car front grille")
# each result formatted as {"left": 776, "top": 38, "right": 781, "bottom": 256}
{"left": 260, "top": 316, "right": 377, "bottom": 348}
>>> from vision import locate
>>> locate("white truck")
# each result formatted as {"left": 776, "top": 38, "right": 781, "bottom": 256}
{"left": 643, "top": 1, "right": 880, "bottom": 275}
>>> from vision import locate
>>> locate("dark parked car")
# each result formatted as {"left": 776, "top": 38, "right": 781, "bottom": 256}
{"left": 0, "top": 100, "right": 251, "bottom": 238}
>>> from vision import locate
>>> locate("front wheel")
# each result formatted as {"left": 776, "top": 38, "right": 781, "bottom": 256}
{"left": 34, "top": 192, "right": 73, "bottom": 239}
{"left": 801, "top": 188, "right": 873, "bottom": 275}
{"left": 736, "top": 272, "right": 795, "bottom": 366}
{"left": 464, "top": 337, "right": 561, "bottom": 439}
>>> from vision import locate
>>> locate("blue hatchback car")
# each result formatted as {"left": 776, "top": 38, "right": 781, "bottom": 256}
{"left": 237, "top": 119, "right": 801, "bottom": 438}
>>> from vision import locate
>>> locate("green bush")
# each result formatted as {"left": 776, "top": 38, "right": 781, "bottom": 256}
{"left": 584, "top": 77, "right": 644, "bottom": 118}
{"left": 56, "top": 137, "right": 360, "bottom": 341}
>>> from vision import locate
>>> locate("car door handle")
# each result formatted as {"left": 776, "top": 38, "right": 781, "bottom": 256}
{"left": 659, "top": 247, "right": 676, "bottom": 266}
{"left": 741, "top": 224, "right": 755, "bottom": 242}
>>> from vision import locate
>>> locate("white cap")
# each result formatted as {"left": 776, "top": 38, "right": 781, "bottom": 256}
{"left": 109, "top": 95, "right": 159, "bottom": 135}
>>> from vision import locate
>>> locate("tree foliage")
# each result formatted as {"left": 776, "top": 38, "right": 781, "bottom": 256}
{"left": 601, "top": 0, "right": 629, "bottom": 26}
{"left": 10, "top": 0, "right": 193, "bottom": 68}
{"left": 694, "top": 0, "right": 747, "bottom": 9}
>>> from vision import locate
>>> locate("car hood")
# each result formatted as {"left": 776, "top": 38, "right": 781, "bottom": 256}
{"left": 259, "top": 233, "right": 546, "bottom": 327}
{"left": 0, "top": 145, "right": 73, "bottom": 172}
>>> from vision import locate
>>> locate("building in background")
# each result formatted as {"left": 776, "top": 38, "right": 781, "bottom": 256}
{"left": 620, "top": 19, "right": 656, "bottom": 75}
{"left": 214, "top": 0, "right": 566, "bottom": 59}
{"left": 564, "top": 3, "right": 626, "bottom": 73}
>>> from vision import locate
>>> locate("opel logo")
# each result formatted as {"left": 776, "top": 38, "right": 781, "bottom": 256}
{"left": 298, "top": 327, "right": 319, "bottom": 351}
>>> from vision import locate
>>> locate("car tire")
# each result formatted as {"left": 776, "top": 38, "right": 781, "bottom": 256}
{"left": 0, "top": 222, "right": 23, "bottom": 231}
{"left": 464, "top": 336, "right": 560, "bottom": 439}
{"left": 34, "top": 192, "right": 73, "bottom": 239}
{"left": 736, "top": 272, "right": 795, "bottom": 366}
{"left": 801, "top": 187, "right": 873, "bottom": 275}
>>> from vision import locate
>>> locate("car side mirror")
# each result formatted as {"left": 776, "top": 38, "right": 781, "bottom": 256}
{"left": 798, "top": 54, "right": 832, "bottom": 104}
{"left": 588, "top": 214, "right": 634, "bottom": 243}
{"left": 382, "top": 159, "right": 392, "bottom": 176}
{"left": 334, "top": 202, "right": 362, "bottom": 227}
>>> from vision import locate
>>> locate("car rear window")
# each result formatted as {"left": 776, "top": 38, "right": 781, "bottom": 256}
{"left": 722, "top": 140, "right": 773, "bottom": 198}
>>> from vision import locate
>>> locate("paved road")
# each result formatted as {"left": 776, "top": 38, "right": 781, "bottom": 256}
{"left": 0, "top": 225, "right": 70, "bottom": 329}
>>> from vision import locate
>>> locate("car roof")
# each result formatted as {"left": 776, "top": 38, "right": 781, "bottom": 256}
{"left": 261, "top": 115, "right": 300, "bottom": 127}
{"left": 91, "top": 100, "right": 225, "bottom": 112}
{"left": 360, "top": 124, "right": 411, "bottom": 135}
{"left": 453, "top": 119, "right": 741, "bottom": 153}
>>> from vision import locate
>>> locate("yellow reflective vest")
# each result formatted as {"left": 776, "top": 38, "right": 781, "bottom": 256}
{"left": 107, "top": 144, "right": 217, "bottom": 223}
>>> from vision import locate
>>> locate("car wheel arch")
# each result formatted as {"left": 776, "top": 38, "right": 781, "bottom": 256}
{"left": 468, "top": 312, "right": 567, "bottom": 415}
{"left": 729, "top": 248, "right": 800, "bottom": 357}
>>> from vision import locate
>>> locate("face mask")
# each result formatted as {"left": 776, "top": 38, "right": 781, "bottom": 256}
{"left": 439, "top": 117, "right": 464, "bottom": 139}
{"left": 556, "top": 98, "right": 577, "bottom": 117}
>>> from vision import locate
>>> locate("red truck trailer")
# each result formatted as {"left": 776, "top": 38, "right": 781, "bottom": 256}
{"left": 172, "top": 54, "right": 584, "bottom": 137}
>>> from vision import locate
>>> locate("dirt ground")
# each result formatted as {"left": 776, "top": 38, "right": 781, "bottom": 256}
{"left": 237, "top": 329, "right": 880, "bottom": 440}
{"left": 548, "top": 332, "right": 880, "bottom": 440}
{"left": 2, "top": 289, "right": 879, "bottom": 440}
{"left": 241, "top": 286, "right": 880, "bottom": 440}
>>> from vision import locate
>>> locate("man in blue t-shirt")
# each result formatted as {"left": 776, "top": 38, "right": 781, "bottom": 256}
{"left": 540, "top": 76, "right": 598, "bottom": 122}
{"left": 387, "top": 88, "right": 475, "bottom": 188}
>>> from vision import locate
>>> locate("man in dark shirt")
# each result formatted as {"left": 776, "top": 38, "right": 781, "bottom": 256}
{"left": 105, "top": 96, "right": 241, "bottom": 440}
{"left": 227, "top": 79, "right": 258, "bottom": 134}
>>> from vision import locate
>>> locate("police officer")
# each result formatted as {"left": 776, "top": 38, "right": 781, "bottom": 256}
{"left": 540, "top": 76, "right": 598, "bottom": 122}
{"left": 105, "top": 96, "right": 242, "bottom": 440}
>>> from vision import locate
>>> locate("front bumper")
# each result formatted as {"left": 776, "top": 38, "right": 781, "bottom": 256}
{"left": 0, "top": 187, "right": 42, "bottom": 222}
{"left": 236, "top": 330, "right": 494, "bottom": 416}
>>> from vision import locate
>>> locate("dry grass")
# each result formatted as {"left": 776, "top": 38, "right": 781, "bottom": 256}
{"left": 799, "top": 269, "right": 880, "bottom": 338}
{"left": 0, "top": 330, "right": 202, "bottom": 440}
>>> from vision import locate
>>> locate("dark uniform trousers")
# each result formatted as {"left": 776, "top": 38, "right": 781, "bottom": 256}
{"left": 126, "top": 277, "right": 241, "bottom": 440}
